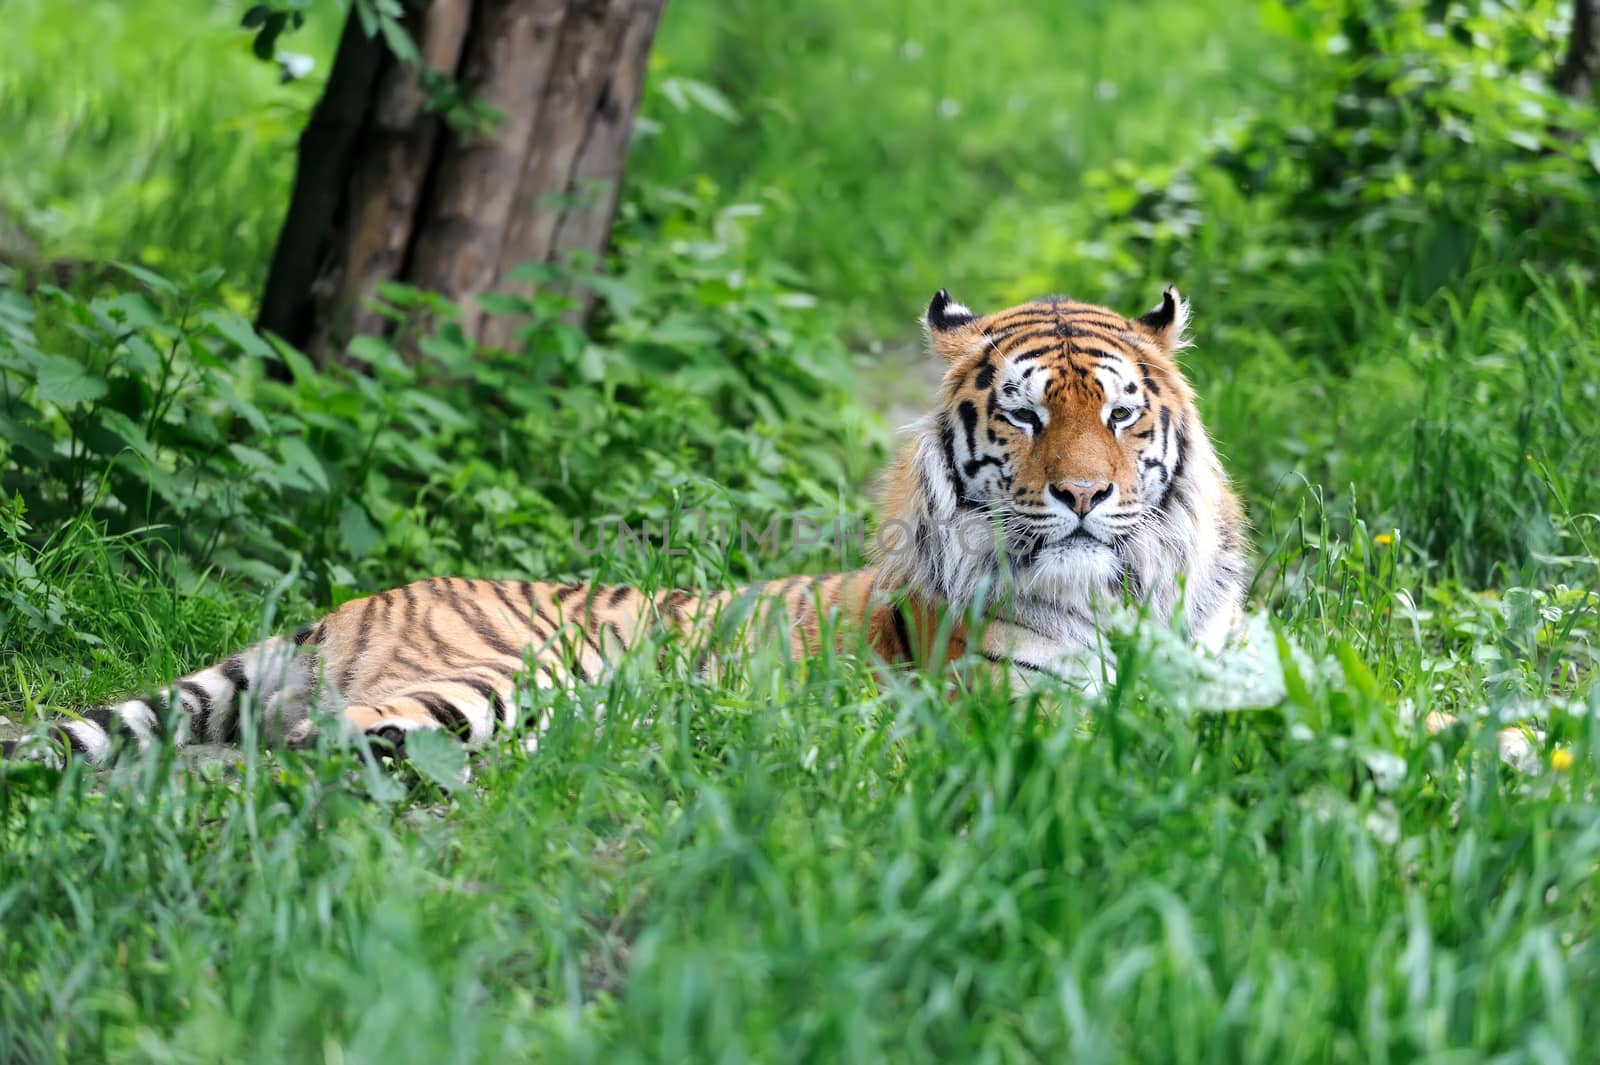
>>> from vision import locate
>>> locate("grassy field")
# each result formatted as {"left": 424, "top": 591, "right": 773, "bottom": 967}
{"left": 4, "top": 0, "right": 1600, "bottom": 1061}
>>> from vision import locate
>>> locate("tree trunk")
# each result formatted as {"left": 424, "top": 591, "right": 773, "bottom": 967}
{"left": 1556, "top": 0, "right": 1600, "bottom": 102}
{"left": 257, "top": 0, "right": 667, "bottom": 366}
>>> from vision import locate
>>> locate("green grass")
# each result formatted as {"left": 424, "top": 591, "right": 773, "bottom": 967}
{"left": 636, "top": 0, "right": 1289, "bottom": 328}
{"left": 0, "top": 0, "right": 339, "bottom": 294}
{"left": 4, "top": 537, "right": 1598, "bottom": 1061}
{"left": 4, "top": 0, "right": 1600, "bottom": 1060}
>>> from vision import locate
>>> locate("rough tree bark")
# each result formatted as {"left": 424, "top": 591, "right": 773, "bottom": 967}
{"left": 257, "top": 0, "right": 666, "bottom": 366}
{"left": 1556, "top": 0, "right": 1600, "bottom": 101}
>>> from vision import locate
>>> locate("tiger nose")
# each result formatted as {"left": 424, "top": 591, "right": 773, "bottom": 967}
{"left": 1049, "top": 480, "right": 1113, "bottom": 516}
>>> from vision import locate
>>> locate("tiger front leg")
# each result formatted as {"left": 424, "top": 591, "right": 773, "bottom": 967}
{"left": 976, "top": 617, "right": 1114, "bottom": 698}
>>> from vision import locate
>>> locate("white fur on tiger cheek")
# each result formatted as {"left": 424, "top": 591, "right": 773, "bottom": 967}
{"left": 873, "top": 420, "right": 1004, "bottom": 609}
{"left": 914, "top": 424, "right": 957, "bottom": 518}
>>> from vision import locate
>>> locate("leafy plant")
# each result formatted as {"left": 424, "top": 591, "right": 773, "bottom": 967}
{"left": 0, "top": 183, "right": 884, "bottom": 642}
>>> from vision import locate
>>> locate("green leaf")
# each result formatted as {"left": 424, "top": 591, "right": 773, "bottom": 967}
{"left": 1334, "top": 639, "right": 1395, "bottom": 748}
{"left": 1273, "top": 626, "right": 1321, "bottom": 731}
{"left": 218, "top": 388, "right": 273, "bottom": 437}
{"left": 359, "top": 751, "right": 407, "bottom": 804}
{"left": 262, "top": 333, "right": 309, "bottom": 378}
{"left": 682, "top": 78, "right": 741, "bottom": 123}
{"left": 404, "top": 728, "right": 467, "bottom": 792}
{"left": 577, "top": 342, "right": 609, "bottom": 383}
{"left": 1333, "top": 641, "right": 1381, "bottom": 702}
{"left": 0, "top": 409, "right": 57, "bottom": 460}
{"left": 1411, "top": 215, "right": 1475, "bottom": 300}
{"left": 95, "top": 409, "right": 158, "bottom": 462}
{"left": 474, "top": 294, "right": 531, "bottom": 318}
{"left": 353, "top": 0, "right": 378, "bottom": 36}
{"left": 588, "top": 276, "right": 645, "bottom": 318}
{"left": 277, "top": 436, "right": 329, "bottom": 492}
{"left": 192, "top": 266, "right": 226, "bottom": 291}
{"left": 119, "top": 336, "right": 164, "bottom": 379}
{"left": 108, "top": 261, "right": 178, "bottom": 296}
{"left": 659, "top": 76, "right": 689, "bottom": 113}
{"left": 345, "top": 334, "right": 411, "bottom": 376}
{"left": 97, "top": 291, "right": 166, "bottom": 332}
{"left": 338, "top": 500, "right": 382, "bottom": 558}
{"left": 377, "top": 16, "right": 418, "bottom": 65}
{"left": 32, "top": 356, "right": 108, "bottom": 405}
{"left": 202, "top": 309, "right": 275, "bottom": 362}
{"left": 228, "top": 443, "right": 277, "bottom": 472}
{"left": 404, "top": 392, "right": 474, "bottom": 432}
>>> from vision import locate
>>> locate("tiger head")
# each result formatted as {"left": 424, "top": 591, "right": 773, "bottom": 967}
{"left": 876, "top": 287, "right": 1247, "bottom": 647}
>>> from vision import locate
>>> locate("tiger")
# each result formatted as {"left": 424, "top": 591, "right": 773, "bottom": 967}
{"left": 2, "top": 286, "right": 1251, "bottom": 766}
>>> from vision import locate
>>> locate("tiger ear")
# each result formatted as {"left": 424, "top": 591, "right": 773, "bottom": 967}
{"left": 1135, "top": 285, "right": 1192, "bottom": 352}
{"left": 923, "top": 289, "right": 981, "bottom": 361}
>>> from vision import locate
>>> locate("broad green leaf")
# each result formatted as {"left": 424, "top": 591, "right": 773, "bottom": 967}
{"left": 119, "top": 335, "right": 164, "bottom": 379}
{"left": 0, "top": 409, "right": 57, "bottom": 460}
{"left": 32, "top": 356, "right": 108, "bottom": 405}
{"left": 360, "top": 761, "right": 407, "bottom": 804}
{"left": 338, "top": 500, "right": 383, "bottom": 558}
{"left": 263, "top": 333, "right": 313, "bottom": 381}
{"left": 109, "top": 261, "right": 178, "bottom": 296}
{"left": 97, "top": 291, "right": 166, "bottom": 332}
{"left": 228, "top": 443, "right": 277, "bottom": 472}
{"left": 405, "top": 392, "right": 474, "bottom": 431}
{"left": 0, "top": 287, "right": 37, "bottom": 341}
{"left": 95, "top": 409, "right": 158, "bottom": 462}
{"left": 277, "top": 436, "right": 329, "bottom": 492}
{"left": 345, "top": 334, "right": 410, "bottom": 376}
{"left": 202, "top": 309, "right": 275, "bottom": 362}
{"left": 218, "top": 387, "right": 273, "bottom": 437}
{"left": 404, "top": 728, "right": 467, "bottom": 793}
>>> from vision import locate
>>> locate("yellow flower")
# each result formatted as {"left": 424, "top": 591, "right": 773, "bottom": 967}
{"left": 1373, "top": 533, "right": 1395, "bottom": 547}
{"left": 1551, "top": 748, "right": 1575, "bottom": 772}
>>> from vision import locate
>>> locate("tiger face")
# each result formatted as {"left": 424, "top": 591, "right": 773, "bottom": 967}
{"left": 923, "top": 288, "right": 1194, "bottom": 592}
{"left": 876, "top": 284, "right": 1241, "bottom": 632}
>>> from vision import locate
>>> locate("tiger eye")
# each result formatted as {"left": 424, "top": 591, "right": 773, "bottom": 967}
{"left": 1110, "top": 406, "right": 1134, "bottom": 423}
